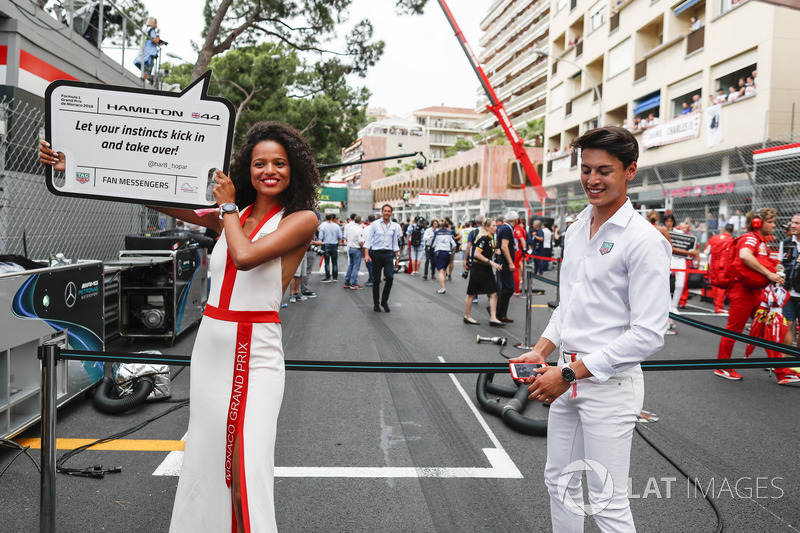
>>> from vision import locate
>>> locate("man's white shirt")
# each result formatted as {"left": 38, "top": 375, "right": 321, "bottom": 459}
{"left": 343, "top": 221, "right": 364, "bottom": 249}
{"left": 422, "top": 227, "right": 436, "bottom": 247}
{"left": 541, "top": 199, "right": 671, "bottom": 382}
{"left": 364, "top": 220, "right": 401, "bottom": 252}
{"left": 542, "top": 227, "right": 552, "bottom": 249}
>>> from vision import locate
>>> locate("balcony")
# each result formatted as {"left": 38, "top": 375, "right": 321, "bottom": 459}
{"left": 686, "top": 26, "right": 704, "bottom": 55}
{"left": 635, "top": 60, "right": 647, "bottom": 82}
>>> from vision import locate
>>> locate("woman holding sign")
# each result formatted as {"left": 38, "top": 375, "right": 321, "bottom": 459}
{"left": 40, "top": 121, "right": 320, "bottom": 533}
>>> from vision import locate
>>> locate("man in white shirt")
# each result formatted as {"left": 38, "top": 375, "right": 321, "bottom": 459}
{"left": 511, "top": 126, "right": 670, "bottom": 531}
{"left": 540, "top": 222, "right": 553, "bottom": 272}
{"left": 343, "top": 214, "right": 365, "bottom": 289}
{"left": 422, "top": 219, "right": 438, "bottom": 280}
{"left": 364, "top": 204, "right": 402, "bottom": 312}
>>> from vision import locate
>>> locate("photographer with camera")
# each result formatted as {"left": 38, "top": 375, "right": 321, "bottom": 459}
{"left": 464, "top": 218, "right": 504, "bottom": 326}
{"left": 407, "top": 217, "right": 425, "bottom": 275}
{"left": 133, "top": 17, "right": 164, "bottom": 82}
{"left": 299, "top": 219, "right": 323, "bottom": 299}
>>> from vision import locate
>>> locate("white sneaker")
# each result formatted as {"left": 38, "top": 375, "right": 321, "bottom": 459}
{"left": 288, "top": 294, "right": 297, "bottom": 303}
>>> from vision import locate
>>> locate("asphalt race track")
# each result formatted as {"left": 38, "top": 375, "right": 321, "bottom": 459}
{"left": 1, "top": 262, "right": 799, "bottom": 532}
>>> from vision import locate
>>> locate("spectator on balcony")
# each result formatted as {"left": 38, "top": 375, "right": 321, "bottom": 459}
{"left": 713, "top": 88, "right": 727, "bottom": 105}
{"left": 646, "top": 113, "right": 659, "bottom": 128}
{"left": 691, "top": 93, "right": 702, "bottom": 113}
{"left": 752, "top": 69, "right": 758, "bottom": 88}
{"left": 744, "top": 77, "right": 756, "bottom": 97}
{"left": 727, "top": 85, "right": 740, "bottom": 103}
{"left": 680, "top": 102, "right": 691, "bottom": 116}
{"left": 690, "top": 16, "right": 702, "bottom": 31}
{"left": 736, "top": 77, "right": 748, "bottom": 97}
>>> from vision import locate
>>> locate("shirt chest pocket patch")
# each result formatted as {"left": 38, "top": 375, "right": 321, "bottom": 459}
{"left": 599, "top": 242, "right": 614, "bottom": 255}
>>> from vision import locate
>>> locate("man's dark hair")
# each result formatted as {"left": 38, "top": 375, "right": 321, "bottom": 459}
{"left": 367, "top": 214, "right": 376, "bottom": 222}
{"left": 724, "top": 223, "right": 734, "bottom": 233}
{"left": 663, "top": 213, "right": 676, "bottom": 224}
{"left": 381, "top": 204, "right": 393, "bottom": 212}
{"left": 350, "top": 213, "right": 356, "bottom": 220}
{"left": 570, "top": 126, "right": 639, "bottom": 169}
{"left": 325, "top": 213, "right": 334, "bottom": 221}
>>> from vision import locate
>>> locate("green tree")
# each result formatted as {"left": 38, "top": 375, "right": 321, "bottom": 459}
{"left": 191, "top": 0, "right": 394, "bottom": 82}
{"left": 383, "top": 166, "right": 402, "bottom": 177}
{"left": 164, "top": 43, "right": 369, "bottom": 166}
{"left": 518, "top": 118, "right": 545, "bottom": 147}
{"left": 473, "top": 128, "right": 508, "bottom": 146}
{"left": 444, "top": 138, "right": 475, "bottom": 158}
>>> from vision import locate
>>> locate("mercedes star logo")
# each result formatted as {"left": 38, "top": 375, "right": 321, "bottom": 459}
{"left": 64, "top": 282, "right": 77, "bottom": 308}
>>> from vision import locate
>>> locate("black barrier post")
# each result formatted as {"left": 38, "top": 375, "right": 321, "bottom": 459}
{"left": 39, "top": 342, "right": 58, "bottom": 533}
{"left": 547, "top": 260, "right": 560, "bottom": 309}
{"left": 516, "top": 261, "right": 534, "bottom": 350}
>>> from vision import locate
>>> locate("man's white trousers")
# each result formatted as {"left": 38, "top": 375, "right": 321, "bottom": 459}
{"left": 544, "top": 368, "right": 644, "bottom": 532}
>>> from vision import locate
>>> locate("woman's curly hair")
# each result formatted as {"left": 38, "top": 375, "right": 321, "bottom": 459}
{"left": 229, "top": 122, "right": 320, "bottom": 215}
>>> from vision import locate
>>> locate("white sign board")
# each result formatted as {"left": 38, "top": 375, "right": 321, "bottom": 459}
{"left": 417, "top": 192, "right": 451, "bottom": 206}
{"left": 45, "top": 72, "right": 235, "bottom": 208}
{"left": 642, "top": 113, "right": 701, "bottom": 150}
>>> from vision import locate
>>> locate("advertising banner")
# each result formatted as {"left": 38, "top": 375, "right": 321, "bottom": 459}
{"left": 45, "top": 71, "right": 235, "bottom": 208}
{"left": 318, "top": 186, "right": 348, "bottom": 203}
{"left": 642, "top": 113, "right": 701, "bottom": 149}
{"left": 417, "top": 192, "right": 451, "bottom": 206}
{"left": 706, "top": 104, "right": 723, "bottom": 148}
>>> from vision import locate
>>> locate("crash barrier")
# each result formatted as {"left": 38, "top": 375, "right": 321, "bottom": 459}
{"left": 37, "top": 309, "right": 800, "bottom": 533}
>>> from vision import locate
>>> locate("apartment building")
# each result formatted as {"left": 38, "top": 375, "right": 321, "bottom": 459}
{"left": 542, "top": 0, "right": 800, "bottom": 223}
{"left": 476, "top": 0, "right": 551, "bottom": 132}
{"left": 339, "top": 117, "right": 429, "bottom": 190}
{"left": 371, "top": 144, "right": 543, "bottom": 223}
{"left": 409, "top": 106, "right": 486, "bottom": 161}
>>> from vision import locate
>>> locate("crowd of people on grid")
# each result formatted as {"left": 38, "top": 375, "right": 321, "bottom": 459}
{"left": 286, "top": 204, "right": 799, "bottom": 386}
{"left": 287, "top": 208, "right": 570, "bottom": 323}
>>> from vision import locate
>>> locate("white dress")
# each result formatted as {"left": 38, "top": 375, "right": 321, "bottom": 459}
{"left": 170, "top": 204, "right": 285, "bottom": 533}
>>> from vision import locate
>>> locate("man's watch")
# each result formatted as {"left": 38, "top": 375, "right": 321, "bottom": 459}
{"left": 218, "top": 203, "right": 239, "bottom": 219}
{"left": 561, "top": 363, "right": 577, "bottom": 384}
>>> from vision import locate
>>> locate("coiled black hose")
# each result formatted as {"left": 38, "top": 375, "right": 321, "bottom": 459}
{"left": 92, "top": 376, "right": 155, "bottom": 414}
{"left": 476, "top": 373, "right": 547, "bottom": 436}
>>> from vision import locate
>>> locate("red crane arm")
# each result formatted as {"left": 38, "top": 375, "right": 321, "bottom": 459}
{"left": 436, "top": 0, "right": 548, "bottom": 209}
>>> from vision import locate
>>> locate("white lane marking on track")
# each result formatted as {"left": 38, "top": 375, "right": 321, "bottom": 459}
{"left": 153, "top": 358, "right": 523, "bottom": 479}
{"left": 153, "top": 432, "right": 187, "bottom": 476}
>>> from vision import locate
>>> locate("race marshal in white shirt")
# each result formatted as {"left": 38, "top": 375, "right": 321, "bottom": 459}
{"left": 511, "top": 126, "right": 670, "bottom": 531}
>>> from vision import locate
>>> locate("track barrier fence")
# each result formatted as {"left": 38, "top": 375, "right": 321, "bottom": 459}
{"left": 0, "top": 97, "right": 162, "bottom": 262}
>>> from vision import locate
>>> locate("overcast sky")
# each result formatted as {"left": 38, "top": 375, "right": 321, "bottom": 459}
{"left": 140, "top": 0, "right": 489, "bottom": 117}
